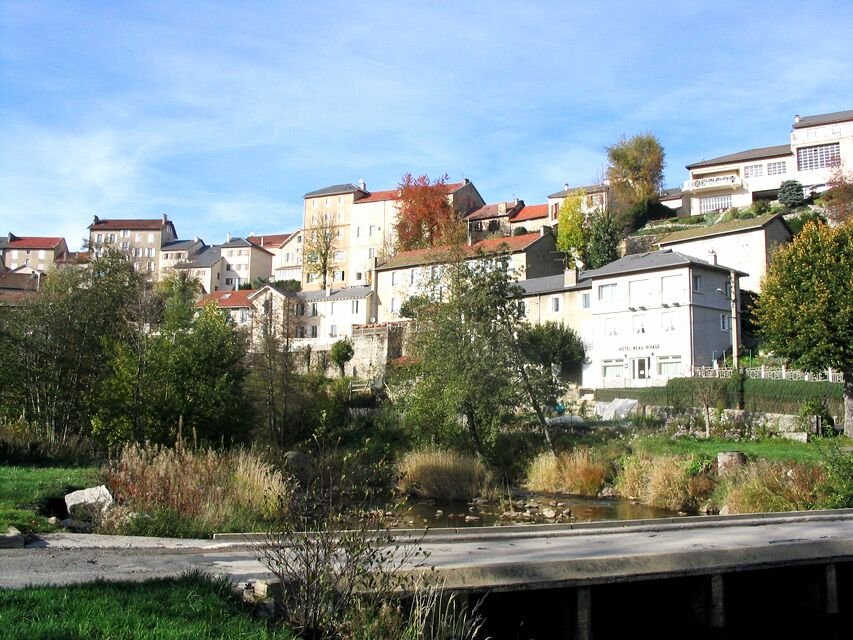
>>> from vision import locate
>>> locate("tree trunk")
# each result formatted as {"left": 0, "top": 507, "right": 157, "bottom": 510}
{"left": 844, "top": 370, "right": 853, "bottom": 437}
{"left": 465, "top": 409, "right": 485, "bottom": 459}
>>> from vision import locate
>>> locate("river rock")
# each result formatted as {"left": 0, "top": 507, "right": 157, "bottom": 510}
{"left": 464, "top": 515, "right": 480, "bottom": 523}
{"left": 542, "top": 508, "right": 557, "bottom": 519}
{"left": 598, "top": 486, "right": 617, "bottom": 498}
{"left": 65, "top": 485, "right": 113, "bottom": 520}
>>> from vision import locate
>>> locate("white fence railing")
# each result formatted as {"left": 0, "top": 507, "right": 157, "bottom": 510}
{"left": 692, "top": 366, "right": 844, "bottom": 383}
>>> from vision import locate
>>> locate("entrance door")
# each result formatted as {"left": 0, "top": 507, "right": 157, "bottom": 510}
{"left": 632, "top": 357, "right": 650, "bottom": 380}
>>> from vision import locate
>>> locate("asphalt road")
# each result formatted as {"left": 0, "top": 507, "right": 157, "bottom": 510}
{"left": 2, "top": 512, "right": 852, "bottom": 591}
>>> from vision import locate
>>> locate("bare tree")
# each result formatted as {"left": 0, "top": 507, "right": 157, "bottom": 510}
{"left": 303, "top": 212, "right": 340, "bottom": 289}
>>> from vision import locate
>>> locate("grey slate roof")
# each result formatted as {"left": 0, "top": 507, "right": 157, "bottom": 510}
{"left": 516, "top": 272, "right": 591, "bottom": 296}
{"left": 220, "top": 237, "right": 253, "bottom": 248}
{"left": 161, "top": 239, "right": 202, "bottom": 251}
{"left": 792, "top": 110, "right": 853, "bottom": 129}
{"left": 660, "top": 187, "right": 682, "bottom": 199}
{"left": 299, "top": 286, "right": 373, "bottom": 302}
{"left": 304, "top": 184, "right": 364, "bottom": 198}
{"left": 584, "top": 249, "right": 747, "bottom": 279}
{"left": 175, "top": 246, "right": 222, "bottom": 269}
{"left": 547, "top": 183, "right": 608, "bottom": 198}
{"left": 686, "top": 144, "right": 791, "bottom": 170}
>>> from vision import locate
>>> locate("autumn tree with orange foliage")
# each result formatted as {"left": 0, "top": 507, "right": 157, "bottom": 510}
{"left": 394, "top": 173, "right": 464, "bottom": 251}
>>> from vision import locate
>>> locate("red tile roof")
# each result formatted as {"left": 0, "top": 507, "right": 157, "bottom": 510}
{"left": 356, "top": 189, "right": 400, "bottom": 204}
{"left": 6, "top": 237, "right": 65, "bottom": 250}
{"left": 248, "top": 233, "right": 291, "bottom": 248}
{"left": 510, "top": 204, "right": 548, "bottom": 222}
{"left": 197, "top": 290, "right": 255, "bottom": 309}
{"left": 377, "top": 232, "right": 544, "bottom": 270}
{"left": 355, "top": 182, "right": 467, "bottom": 204}
{"left": 89, "top": 218, "right": 168, "bottom": 231}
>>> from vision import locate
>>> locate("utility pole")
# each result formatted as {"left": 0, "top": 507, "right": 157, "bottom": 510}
{"left": 730, "top": 270, "right": 739, "bottom": 369}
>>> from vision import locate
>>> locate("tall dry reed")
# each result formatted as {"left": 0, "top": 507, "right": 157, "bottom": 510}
{"left": 396, "top": 449, "right": 489, "bottom": 501}
{"left": 526, "top": 448, "right": 610, "bottom": 496}
{"left": 719, "top": 460, "right": 823, "bottom": 514}
{"left": 105, "top": 443, "right": 291, "bottom": 534}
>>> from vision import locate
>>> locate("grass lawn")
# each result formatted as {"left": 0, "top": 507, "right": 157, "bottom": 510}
{"left": 632, "top": 434, "right": 852, "bottom": 464}
{"left": 0, "top": 572, "right": 294, "bottom": 639}
{"left": 0, "top": 465, "right": 100, "bottom": 533}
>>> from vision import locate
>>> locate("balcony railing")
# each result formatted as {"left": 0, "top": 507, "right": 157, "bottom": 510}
{"left": 682, "top": 174, "right": 742, "bottom": 192}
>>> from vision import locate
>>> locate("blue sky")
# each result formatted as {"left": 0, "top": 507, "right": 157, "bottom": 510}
{"left": 2, "top": 0, "right": 852, "bottom": 250}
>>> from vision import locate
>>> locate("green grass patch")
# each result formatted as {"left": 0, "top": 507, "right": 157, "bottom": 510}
{"left": 631, "top": 435, "right": 849, "bottom": 464}
{"left": 0, "top": 465, "right": 100, "bottom": 533}
{"left": 0, "top": 572, "right": 293, "bottom": 639}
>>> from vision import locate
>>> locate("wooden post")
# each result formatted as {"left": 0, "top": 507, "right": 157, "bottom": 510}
{"left": 575, "top": 587, "right": 593, "bottom": 640}
{"left": 710, "top": 573, "right": 725, "bottom": 629}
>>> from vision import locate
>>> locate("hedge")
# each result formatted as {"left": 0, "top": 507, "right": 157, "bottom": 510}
{"left": 594, "top": 377, "right": 843, "bottom": 418}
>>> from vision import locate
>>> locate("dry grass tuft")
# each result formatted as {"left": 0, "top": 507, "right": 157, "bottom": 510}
{"left": 720, "top": 460, "right": 823, "bottom": 514}
{"left": 644, "top": 456, "right": 694, "bottom": 512}
{"left": 396, "top": 449, "right": 489, "bottom": 501}
{"left": 105, "top": 443, "right": 291, "bottom": 534}
{"left": 526, "top": 448, "right": 610, "bottom": 496}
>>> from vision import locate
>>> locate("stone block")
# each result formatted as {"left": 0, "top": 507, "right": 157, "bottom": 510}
{"left": 1, "top": 527, "right": 24, "bottom": 548}
{"left": 65, "top": 485, "right": 113, "bottom": 520}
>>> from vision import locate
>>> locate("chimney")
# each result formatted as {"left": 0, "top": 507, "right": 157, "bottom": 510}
{"left": 564, "top": 183, "right": 569, "bottom": 192}
{"left": 564, "top": 266, "right": 578, "bottom": 287}
{"left": 463, "top": 178, "right": 470, "bottom": 185}
{"left": 498, "top": 202, "right": 507, "bottom": 215}
{"left": 194, "top": 236, "right": 200, "bottom": 244}
{"left": 794, "top": 114, "right": 800, "bottom": 124}
{"left": 93, "top": 215, "right": 100, "bottom": 225}
{"left": 708, "top": 249, "right": 717, "bottom": 265}
{"left": 226, "top": 232, "right": 232, "bottom": 243}
{"left": 358, "top": 178, "right": 366, "bottom": 191}
{"left": 162, "top": 213, "right": 168, "bottom": 223}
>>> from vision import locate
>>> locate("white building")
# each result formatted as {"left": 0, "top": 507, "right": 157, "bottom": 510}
{"left": 657, "top": 213, "right": 792, "bottom": 292}
{"left": 580, "top": 249, "right": 746, "bottom": 389}
{"left": 271, "top": 231, "right": 304, "bottom": 283}
{"left": 682, "top": 109, "right": 853, "bottom": 216}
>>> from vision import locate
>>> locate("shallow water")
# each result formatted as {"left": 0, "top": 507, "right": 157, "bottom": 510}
{"left": 396, "top": 494, "right": 682, "bottom": 529}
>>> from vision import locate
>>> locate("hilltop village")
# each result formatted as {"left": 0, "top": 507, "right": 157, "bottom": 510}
{"left": 2, "top": 109, "right": 851, "bottom": 391}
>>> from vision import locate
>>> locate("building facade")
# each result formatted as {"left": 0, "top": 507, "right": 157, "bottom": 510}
{"left": 682, "top": 109, "right": 853, "bottom": 216}
{"left": 1, "top": 234, "right": 68, "bottom": 273}
{"left": 88, "top": 215, "right": 178, "bottom": 278}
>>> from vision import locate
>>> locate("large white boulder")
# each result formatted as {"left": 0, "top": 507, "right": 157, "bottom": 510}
{"left": 64, "top": 485, "right": 113, "bottom": 520}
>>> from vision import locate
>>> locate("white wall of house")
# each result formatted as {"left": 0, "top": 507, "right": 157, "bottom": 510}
{"left": 658, "top": 218, "right": 789, "bottom": 292}
{"left": 583, "top": 264, "right": 737, "bottom": 389}
{"left": 292, "top": 291, "right": 373, "bottom": 348}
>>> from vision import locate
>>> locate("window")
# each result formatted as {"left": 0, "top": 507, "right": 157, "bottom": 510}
{"left": 239, "top": 309, "right": 249, "bottom": 323}
{"left": 661, "top": 274, "right": 681, "bottom": 302}
{"left": 147, "top": 262, "right": 155, "bottom": 272}
{"left": 38, "top": 250, "right": 45, "bottom": 259}
{"left": 550, "top": 296, "right": 560, "bottom": 312}
{"left": 767, "top": 160, "right": 787, "bottom": 175}
{"left": 296, "top": 303, "right": 305, "bottom": 316}
{"left": 368, "top": 248, "right": 375, "bottom": 259}
{"left": 354, "top": 271, "right": 363, "bottom": 282}
{"left": 369, "top": 225, "right": 376, "bottom": 236}
{"left": 632, "top": 315, "right": 645, "bottom": 334}
{"left": 306, "top": 272, "right": 317, "bottom": 283}
{"left": 147, "top": 233, "right": 154, "bottom": 243}
{"left": 628, "top": 279, "right": 649, "bottom": 307}
{"left": 352, "top": 300, "right": 359, "bottom": 314}
{"left": 355, "top": 227, "right": 361, "bottom": 238}
{"left": 391, "top": 271, "right": 399, "bottom": 286}
{"left": 797, "top": 143, "right": 840, "bottom": 171}
{"left": 333, "top": 270, "right": 345, "bottom": 282}
{"left": 602, "top": 359, "right": 623, "bottom": 379}
{"left": 657, "top": 355, "right": 682, "bottom": 377}
{"left": 120, "top": 242, "right": 129, "bottom": 250}
{"left": 107, "top": 233, "right": 116, "bottom": 242}
{"left": 135, "top": 233, "right": 141, "bottom": 242}
{"left": 700, "top": 194, "right": 732, "bottom": 213}
{"left": 598, "top": 283, "right": 616, "bottom": 301}
{"left": 333, "top": 250, "right": 344, "bottom": 262}
{"left": 661, "top": 311, "right": 677, "bottom": 332}
{"left": 692, "top": 275, "right": 702, "bottom": 293}
{"left": 605, "top": 318, "right": 618, "bottom": 336}
{"left": 391, "top": 297, "right": 400, "bottom": 313}
{"left": 743, "top": 164, "right": 763, "bottom": 178}
{"left": 581, "top": 292, "right": 590, "bottom": 309}
{"left": 122, "top": 229, "right": 130, "bottom": 237}
{"left": 720, "top": 314, "right": 730, "bottom": 332}
{"left": 310, "top": 303, "right": 318, "bottom": 317}
{"left": 225, "top": 278, "right": 234, "bottom": 285}
{"left": 297, "top": 235, "right": 302, "bottom": 243}
{"left": 96, "top": 234, "right": 102, "bottom": 243}
{"left": 310, "top": 325, "right": 318, "bottom": 338}
{"left": 296, "top": 326, "right": 306, "bottom": 338}
{"left": 329, "top": 325, "right": 337, "bottom": 338}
